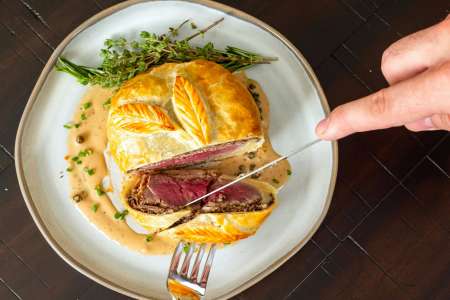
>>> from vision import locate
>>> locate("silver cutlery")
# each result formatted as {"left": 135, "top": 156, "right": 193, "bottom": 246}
{"left": 167, "top": 241, "right": 217, "bottom": 300}
{"left": 184, "top": 138, "right": 323, "bottom": 207}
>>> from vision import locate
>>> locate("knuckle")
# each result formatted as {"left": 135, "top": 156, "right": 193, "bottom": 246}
{"left": 432, "top": 114, "right": 450, "bottom": 130}
{"left": 381, "top": 41, "right": 404, "bottom": 81}
{"left": 381, "top": 48, "right": 395, "bottom": 77}
{"left": 434, "top": 61, "right": 450, "bottom": 87}
{"left": 432, "top": 17, "right": 450, "bottom": 40}
{"left": 439, "top": 15, "right": 450, "bottom": 30}
{"left": 369, "top": 89, "right": 390, "bottom": 116}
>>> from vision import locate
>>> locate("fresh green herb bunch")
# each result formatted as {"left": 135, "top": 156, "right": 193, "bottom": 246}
{"left": 55, "top": 18, "right": 276, "bottom": 88}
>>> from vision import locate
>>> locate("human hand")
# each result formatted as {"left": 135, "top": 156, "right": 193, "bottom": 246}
{"left": 315, "top": 15, "right": 450, "bottom": 140}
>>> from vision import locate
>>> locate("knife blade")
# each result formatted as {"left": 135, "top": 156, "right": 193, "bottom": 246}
{"left": 183, "top": 138, "right": 322, "bottom": 207}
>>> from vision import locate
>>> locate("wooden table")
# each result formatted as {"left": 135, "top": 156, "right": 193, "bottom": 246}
{"left": 0, "top": 0, "right": 449, "bottom": 299}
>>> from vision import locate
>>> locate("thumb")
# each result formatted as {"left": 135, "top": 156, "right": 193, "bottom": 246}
{"left": 316, "top": 61, "right": 450, "bottom": 140}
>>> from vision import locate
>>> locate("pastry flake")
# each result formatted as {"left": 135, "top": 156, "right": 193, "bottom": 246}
{"left": 110, "top": 103, "right": 176, "bottom": 134}
{"left": 173, "top": 76, "right": 210, "bottom": 145}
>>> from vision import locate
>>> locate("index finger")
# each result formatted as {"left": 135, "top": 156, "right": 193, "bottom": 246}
{"left": 381, "top": 15, "right": 450, "bottom": 84}
{"left": 316, "top": 61, "right": 450, "bottom": 140}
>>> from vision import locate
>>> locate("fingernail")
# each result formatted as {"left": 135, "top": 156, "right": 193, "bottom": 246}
{"left": 316, "top": 117, "right": 330, "bottom": 137}
{"left": 423, "top": 117, "right": 436, "bottom": 130}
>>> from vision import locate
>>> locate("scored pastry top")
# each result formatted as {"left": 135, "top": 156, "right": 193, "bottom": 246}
{"left": 107, "top": 60, "right": 263, "bottom": 172}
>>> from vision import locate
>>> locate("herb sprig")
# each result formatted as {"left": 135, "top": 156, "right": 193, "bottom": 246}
{"left": 55, "top": 18, "right": 276, "bottom": 88}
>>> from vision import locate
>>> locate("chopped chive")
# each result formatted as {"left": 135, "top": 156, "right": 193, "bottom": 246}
{"left": 76, "top": 160, "right": 82, "bottom": 165}
{"left": 66, "top": 167, "right": 73, "bottom": 172}
{"left": 114, "top": 209, "right": 129, "bottom": 220}
{"left": 74, "top": 122, "right": 81, "bottom": 128}
{"left": 83, "top": 167, "right": 95, "bottom": 176}
{"left": 103, "top": 98, "right": 111, "bottom": 109}
{"left": 183, "top": 243, "right": 190, "bottom": 253}
{"left": 78, "top": 149, "right": 93, "bottom": 157}
{"left": 71, "top": 156, "right": 79, "bottom": 161}
{"left": 80, "top": 113, "right": 87, "bottom": 120}
{"left": 272, "top": 178, "right": 280, "bottom": 184}
{"left": 82, "top": 102, "right": 92, "bottom": 110}
{"left": 92, "top": 203, "right": 99, "bottom": 212}
{"left": 95, "top": 184, "right": 105, "bottom": 196}
{"left": 146, "top": 234, "right": 153, "bottom": 242}
{"left": 64, "top": 123, "right": 72, "bottom": 129}
{"left": 287, "top": 169, "right": 292, "bottom": 176}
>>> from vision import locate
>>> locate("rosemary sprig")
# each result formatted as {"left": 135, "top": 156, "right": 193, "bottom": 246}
{"left": 55, "top": 18, "right": 277, "bottom": 88}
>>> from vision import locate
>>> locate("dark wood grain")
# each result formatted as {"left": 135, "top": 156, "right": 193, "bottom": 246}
{"left": 429, "top": 135, "right": 450, "bottom": 176}
{"left": 378, "top": 0, "right": 450, "bottom": 36}
{"left": 322, "top": 178, "right": 371, "bottom": 241}
{"left": 0, "top": 148, "right": 12, "bottom": 173}
{"left": 237, "top": 242, "right": 325, "bottom": 300}
{"left": 403, "top": 155, "right": 450, "bottom": 233}
{"left": 0, "top": 166, "right": 35, "bottom": 244}
{"left": 351, "top": 185, "right": 450, "bottom": 299}
{"left": 286, "top": 239, "right": 410, "bottom": 300}
{"left": 80, "top": 282, "right": 133, "bottom": 300}
{"left": 0, "top": 0, "right": 448, "bottom": 299}
{"left": 255, "top": 0, "right": 363, "bottom": 67}
{"left": 0, "top": 281, "right": 18, "bottom": 300}
{"left": 0, "top": 242, "right": 52, "bottom": 299}
{"left": 7, "top": 226, "right": 93, "bottom": 299}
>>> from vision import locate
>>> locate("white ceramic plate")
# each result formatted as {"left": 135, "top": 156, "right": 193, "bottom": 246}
{"left": 15, "top": 1, "right": 337, "bottom": 299}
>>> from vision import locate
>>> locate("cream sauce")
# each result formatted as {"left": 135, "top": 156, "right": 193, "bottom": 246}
{"left": 66, "top": 74, "right": 291, "bottom": 255}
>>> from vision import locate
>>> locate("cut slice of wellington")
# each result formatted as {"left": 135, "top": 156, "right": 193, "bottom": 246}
{"left": 127, "top": 169, "right": 274, "bottom": 215}
{"left": 133, "top": 138, "right": 260, "bottom": 172}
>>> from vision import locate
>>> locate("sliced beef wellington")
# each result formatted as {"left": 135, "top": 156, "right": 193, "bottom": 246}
{"left": 121, "top": 170, "right": 277, "bottom": 243}
{"left": 127, "top": 169, "right": 273, "bottom": 215}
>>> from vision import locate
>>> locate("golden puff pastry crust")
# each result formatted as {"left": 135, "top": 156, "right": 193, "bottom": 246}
{"left": 160, "top": 205, "right": 275, "bottom": 244}
{"left": 120, "top": 173, "right": 277, "bottom": 244}
{"left": 107, "top": 60, "right": 263, "bottom": 172}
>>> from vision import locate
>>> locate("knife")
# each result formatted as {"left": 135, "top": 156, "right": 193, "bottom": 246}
{"left": 183, "top": 138, "right": 323, "bottom": 207}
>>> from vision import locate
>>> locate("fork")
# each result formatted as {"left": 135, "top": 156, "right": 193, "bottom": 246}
{"left": 167, "top": 241, "right": 217, "bottom": 300}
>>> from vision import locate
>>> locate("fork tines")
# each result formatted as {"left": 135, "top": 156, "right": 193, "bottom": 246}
{"left": 168, "top": 241, "right": 216, "bottom": 295}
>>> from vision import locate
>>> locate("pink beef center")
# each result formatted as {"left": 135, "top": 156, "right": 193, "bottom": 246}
{"left": 138, "top": 141, "right": 246, "bottom": 171}
{"left": 207, "top": 181, "right": 261, "bottom": 203}
{"left": 146, "top": 174, "right": 260, "bottom": 207}
{"left": 147, "top": 174, "right": 213, "bottom": 207}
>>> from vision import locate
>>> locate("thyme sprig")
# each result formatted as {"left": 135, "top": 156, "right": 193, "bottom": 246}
{"left": 55, "top": 18, "right": 276, "bottom": 88}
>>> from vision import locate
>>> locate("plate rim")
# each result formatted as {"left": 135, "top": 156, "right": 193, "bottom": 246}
{"left": 14, "top": 0, "right": 338, "bottom": 299}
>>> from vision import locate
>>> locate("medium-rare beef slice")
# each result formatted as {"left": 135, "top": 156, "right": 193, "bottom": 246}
{"left": 128, "top": 170, "right": 215, "bottom": 213}
{"left": 133, "top": 139, "right": 250, "bottom": 172}
{"left": 127, "top": 170, "right": 271, "bottom": 215}
{"left": 201, "top": 178, "right": 267, "bottom": 213}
